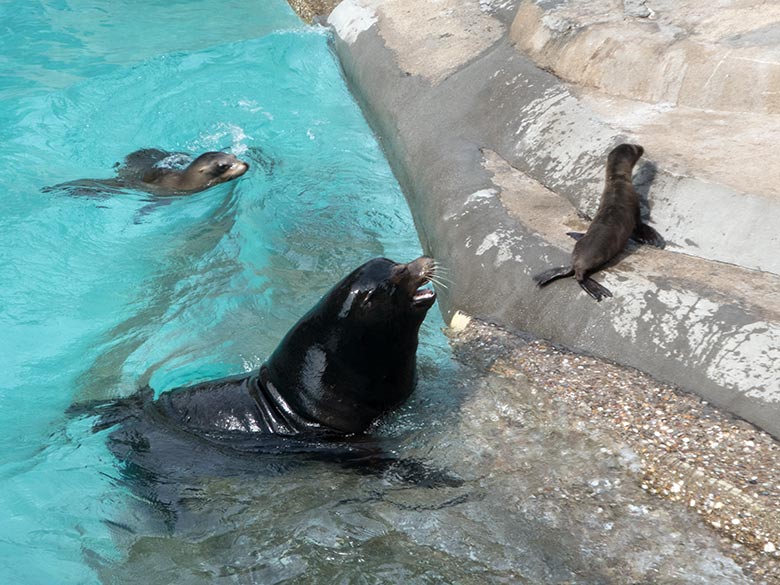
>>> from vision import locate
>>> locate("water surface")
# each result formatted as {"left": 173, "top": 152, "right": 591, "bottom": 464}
{"left": 0, "top": 1, "right": 750, "bottom": 583}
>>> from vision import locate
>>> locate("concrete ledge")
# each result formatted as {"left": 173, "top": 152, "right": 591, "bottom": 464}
{"left": 511, "top": 0, "right": 780, "bottom": 114}
{"left": 327, "top": 0, "right": 780, "bottom": 437}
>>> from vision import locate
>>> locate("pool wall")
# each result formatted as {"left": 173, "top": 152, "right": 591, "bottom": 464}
{"left": 321, "top": 0, "right": 780, "bottom": 437}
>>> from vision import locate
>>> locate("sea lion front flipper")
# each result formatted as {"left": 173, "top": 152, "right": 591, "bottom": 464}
{"left": 533, "top": 266, "right": 574, "bottom": 287}
{"left": 579, "top": 277, "right": 613, "bottom": 302}
{"left": 566, "top": 232, "right": 586, "bottom": 241}
{"left": 121, "top": 149, "right": 171, "bottom": 169}
{"left": 633, "top": 223, "right": 666, "bottom": 249}
{"left": 117, "top": 149, "right": 188, "bottom": 183}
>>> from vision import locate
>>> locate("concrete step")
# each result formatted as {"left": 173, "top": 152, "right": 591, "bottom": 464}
{"left": 508, "top": 0, "right": 780, "bottom": 275}
{"left": 511, "top": 0, "right": 780, "bottom": 114}
{"left": 326, "top": 0, "right": 780, "bottom": 437}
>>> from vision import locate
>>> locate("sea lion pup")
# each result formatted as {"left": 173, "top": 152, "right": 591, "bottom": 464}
{"left": 533, "top": 143, "right": 664, "bottom": 301}
{"left": 45, "top": 149, "right": 249, "bottom": 196}
{"left": 80, "top": 256, "right": 438, "bottom": 456}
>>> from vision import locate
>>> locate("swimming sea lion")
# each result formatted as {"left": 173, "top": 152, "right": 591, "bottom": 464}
{"left": 81, "top": 256, "right": 438, "bottom": 451}
{"left": 67, "top": 255, "right": 461, "bottom": 530}
{"left": 533, "top": 143, "right": 664, "bottom": 301}
{"left": 45, "top": 149, "right": 249, "bottom": 196}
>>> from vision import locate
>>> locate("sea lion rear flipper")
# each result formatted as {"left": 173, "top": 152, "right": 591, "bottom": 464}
{"left": 533, "top": 266, "right": 574, "bottom": 287}
{"left": 579, "top": 277, "right": 613, "bottom": 302}
{"left": 42, "top": 178, "right": 125, "bottom": 197}
{"left": 566, "top": 232, "right": 585, "bottom": 241}
{"left": 633, "top": 223, "right": 666, "bottom": 249}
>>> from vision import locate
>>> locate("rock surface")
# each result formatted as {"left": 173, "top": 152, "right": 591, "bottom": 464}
{"left": 322, "top": 0, "right": 780, "bottom": 440}
{"left": 284, "top": 0, "right": 780, "bottom": 578}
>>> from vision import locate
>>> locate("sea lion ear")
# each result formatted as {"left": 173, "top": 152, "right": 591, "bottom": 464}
{"left": 361, "top": 289, "right": 374, "bottom": 307}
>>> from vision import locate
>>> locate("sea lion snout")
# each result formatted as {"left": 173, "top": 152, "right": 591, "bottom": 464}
{"left": 405, "top": 256, "right": 437, "bottom": 309}
{"left": 218, "top": 158, "right": 249, "bottom": 180}
{"left": 194, "top": 152, "right": 250, "bottom": 181}
{"left": 405, "top": 255, "right": 435, "bottom": 283}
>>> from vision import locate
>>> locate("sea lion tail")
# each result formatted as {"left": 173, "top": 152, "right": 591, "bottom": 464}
{"left": 579, "top": 277, "right": 613, "bottom": 302}
{"left": 533, "top": 266, "right": 574, "bottom": 287}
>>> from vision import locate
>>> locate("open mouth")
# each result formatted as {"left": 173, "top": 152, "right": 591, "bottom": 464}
{"left": 411, "top": 283, "right": 437, "bottom": 308}
{"left": 404, "top": 255, "right": 438, "bottom": 309}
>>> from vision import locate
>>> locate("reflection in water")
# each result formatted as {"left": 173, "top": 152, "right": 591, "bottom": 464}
{"left": 74, "top": 183, "right": 243, "bottom": 402}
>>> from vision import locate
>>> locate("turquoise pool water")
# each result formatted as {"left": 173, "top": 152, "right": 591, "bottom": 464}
{"left": 0, "top": 2, "right": 448, "bottom": 582}
{"left": 1, "top": 2, "right": 746, "bottom": 583}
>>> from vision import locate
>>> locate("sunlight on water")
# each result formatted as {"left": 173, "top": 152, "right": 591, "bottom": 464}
{"left": 0, "top": 2, "right": 751, "bottom": 584}
{"left": 0, "top": 2, "right": 446, "bottom": 582}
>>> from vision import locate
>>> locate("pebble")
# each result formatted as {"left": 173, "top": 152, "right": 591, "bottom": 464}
{"left": 450, "top": 318, "right": 780, "bottom": 584}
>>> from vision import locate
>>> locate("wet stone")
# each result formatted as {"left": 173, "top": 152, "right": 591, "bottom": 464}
{"left": 448, "top": 316, "right": 780, "bottom": 584}
{"left": 286, "top": 0, "right": 341, "bottom": 23}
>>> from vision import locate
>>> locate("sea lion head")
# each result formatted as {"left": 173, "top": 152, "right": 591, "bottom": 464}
{"left": 178, "top": 151, "right": 249, "bottom": 191}
{"left": 607, "top": 143, "right": 644, "bottom": 173}
{"left": 262, "top": 256, "right": 438, "bottom": 434}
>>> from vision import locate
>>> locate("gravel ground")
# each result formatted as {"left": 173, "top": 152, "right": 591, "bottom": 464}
{"left": 286, "top": 0, "right": 340, "bottom": 23}
{"left": 448, "top": 314, "right": 780, "bottom": 585}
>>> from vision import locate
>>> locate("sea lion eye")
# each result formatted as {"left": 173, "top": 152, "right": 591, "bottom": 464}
{"left": 217, "top": 163, "right": 232, "bottom": 172}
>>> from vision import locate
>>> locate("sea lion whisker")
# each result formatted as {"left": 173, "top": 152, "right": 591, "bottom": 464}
{"left": 427, "top": 276, "right": 449, "bottom": 290}
{"left": 429, "top": 273, "right": 454, "bottom": 285}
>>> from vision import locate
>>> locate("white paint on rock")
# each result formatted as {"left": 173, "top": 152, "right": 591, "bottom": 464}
{"left": 709, "top": 322, "right": 780, "bottom": 403}
{"left": 328, "top": 0, "right": 377, "bottom": 45}
{"left": 475, "top": 229, "right": 524, "bottom": 266}
{"left": 513, "top": 86, "right": 614, "bottom": 215}
{"left": 465, "top": 188, "right": 498, "bottom": 205}
{"left": 609, "top": 275, "right": 780, "bottom": 403}
{"left": 444, "top": 188, "right": 498, "bottom": 221}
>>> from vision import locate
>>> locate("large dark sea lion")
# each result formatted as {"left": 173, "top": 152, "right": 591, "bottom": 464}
{"left": 45, "top": 149, "right": 249, "bottom": 196}
{"left": 533, "top": 143, "right": 665, "bottom": 301}
{"left": 75, "top": 257, "right": 440, "bottom": 476}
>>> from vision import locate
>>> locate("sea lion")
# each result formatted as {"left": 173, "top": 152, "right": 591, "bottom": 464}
{"left": 67, "top": 256, "right": 459, "bottom": 531}
{"left": 79, "top": 256, "right": 438, "bottom": 452}
{"left": 45, "top": 149, "right": 249, "bottom": 196}
{"left": 533, "top": 143, "right": 664, "bottom": 301}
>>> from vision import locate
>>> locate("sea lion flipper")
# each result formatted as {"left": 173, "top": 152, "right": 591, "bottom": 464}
{"left": 566, "top": 232, "right": 585, "bottom": 241}
{"left": 341, "top": 456, "right": 463, "bottom": 488}
{"left": 121, "top": 149, "right": 172, "bottom": 169}
{"left": 116, "top": 149, "right": 175, "bottom": 183}
{"left": 42, "top": 178, "right": 124, "bottom": 197}
{"left": 579, "top": 277, "right": 612, "bottom": 302}
{"left": 633, "top": 223, "right": 665, "bottom": 249}
{"left": 533, "top": 266, "right": 574, "bottom": 287}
